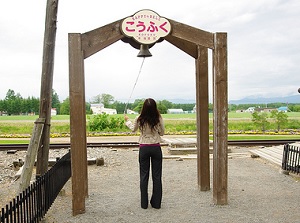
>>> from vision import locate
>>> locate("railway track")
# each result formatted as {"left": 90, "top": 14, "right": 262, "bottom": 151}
{"left": 0, "top": 139, "right": 299, "bottom": 151}
{"left": 0, "top": 142, "right": 142, "bottom": 151}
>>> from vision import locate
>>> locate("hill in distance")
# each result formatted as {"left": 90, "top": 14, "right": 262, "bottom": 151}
{"left": 229, "top": 94, "right": 300, "bottom": 104}
{"left": 164, "top": 94, "right": 300, "bottom": 104}
{"left": 119, "top": 95, "right": 300, "bottom": 104}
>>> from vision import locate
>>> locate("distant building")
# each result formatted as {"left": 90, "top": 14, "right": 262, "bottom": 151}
{"left": 263, "top": 108, "right": 277, "bottom": 113}
{"left": 245, "top": 107, "right": 255, "bottom": 113}
{"left": 90, "top": 104, "right": 104, "bottom": 114}
{"left": 90, "top": 103, "right": 117, "bottom": 115}
{"left": 101, "top": 108, "right": 117, "bottom": 115}
{"left": 126, "top": 109, "right": 138, "bottom": 114}
{"left": 167, "top": 109, "right": 184, "bottom": 114}
{"left": 193, "top": 105, "right": 197, "bottom": 113}
{"left": 51, "top": 108, "right": 57, "bottom": 116}
{"left": 277, "top": 106, "right": 288, "bottom": 112}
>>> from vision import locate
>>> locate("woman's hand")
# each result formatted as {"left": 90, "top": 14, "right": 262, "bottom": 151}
{"left": 124, "top": 115, "right": 129, "bottom": 121}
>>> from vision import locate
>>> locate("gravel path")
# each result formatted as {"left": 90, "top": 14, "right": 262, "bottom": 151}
{"left": 45, "top": 146, "right": 299, "bottom": 223}
{"left": 1, "top": 145, "right": 300, "bottom": 223}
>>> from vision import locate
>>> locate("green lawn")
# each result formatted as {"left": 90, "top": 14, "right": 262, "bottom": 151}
{"left": 0, "top": 113, "right": 299, "bottom": 143}
{"left": 227, "top": 135, "right": 300, "bottom": 140}
{"left": 1, "top": 112, "right": 300, "bottom": 121}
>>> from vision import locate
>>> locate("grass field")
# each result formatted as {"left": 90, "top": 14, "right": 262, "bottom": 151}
{"left": 0, "top": 112, "right": 299, "bottom": 143}
{"left": 1, "top": 112, "right": 300, "bottom": 120}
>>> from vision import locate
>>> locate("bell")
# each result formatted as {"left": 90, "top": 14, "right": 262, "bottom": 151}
{"left": 137, "top": 44, "right": 152, "bottom": 57}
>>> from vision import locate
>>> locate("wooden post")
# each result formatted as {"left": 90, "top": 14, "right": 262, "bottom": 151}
{"left": 213, "top": 32, "right": 228, "bottom": 205}
{"left": 69, "top": 33, "right": 88, "bottom": 216}
{"left": 36, "top": 0, "right": 59, "bottom": 176}
{"left": 18, "top": 118, "right": 45, "bottom": 192}
{"left": 196, "top": 45, "right": 210, "bottom": 191}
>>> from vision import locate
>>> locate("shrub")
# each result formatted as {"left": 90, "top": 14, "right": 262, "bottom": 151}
{"left": 88, "top": 113, "right": 125, "bottom": 131}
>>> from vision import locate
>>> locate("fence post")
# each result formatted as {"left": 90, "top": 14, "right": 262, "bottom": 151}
{"left": 282, "top": 144, "right": 288, "bottom": 170}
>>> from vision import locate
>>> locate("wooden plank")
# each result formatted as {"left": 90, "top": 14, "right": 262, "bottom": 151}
{"left": 69, "top": 33, "right": 88, "bottom": 216}
{"left": 196, "top": 45, "right": 210, "bottom": 191}
{"left": 184, "top": 138, "right": 197, "bottom": 143}
{"left": 250, "top": 147, "right": 283, "bottom": 166}
{"left": 168, "top": 19, "right": 214, "bottom": 49}
{"left": 19, "top": 118, "right": 45, "bottom": 192}
{"left": 36, "top": 0, "right": 59, "bottom": 176}
{"left": 81, "top": 19, "right": 124, "bottom": 59}
{"left": 252, "top": 147, "right": 283, "bottom": 158}
{"left": 261, "top": 148, "right": 283, "bottom": 158}
{"left": 163, "top": 138, "right": 196, "bottom": 144}
{"left": 164, "top": 35, "right": 198, "bottom": 58}
{"left": 250, "top": 150, "right": 282, "bottom": 166}
{"left": 213, "top": 33, "right": 228, "bottom": 205}
{"left": 169, "top": 147, "right": 214, "bottom": 155}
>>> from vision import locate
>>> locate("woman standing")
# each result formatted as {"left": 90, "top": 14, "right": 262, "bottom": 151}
{"left": 124, "top": 98, "right": 165, "bottom": 209}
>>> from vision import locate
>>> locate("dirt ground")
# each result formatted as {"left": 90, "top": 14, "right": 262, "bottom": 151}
{"left": 1, "top": 137, "right": 300, "bottom": 223}
{"left": 44, "top": 146, "right": 300, "bottom": 223}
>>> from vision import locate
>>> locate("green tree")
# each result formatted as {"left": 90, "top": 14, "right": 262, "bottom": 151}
{"left": 289, "top": 104, "right": 300, "bottom": 112}
{"left": 5, "top": 89, "right": 16, "bottom": 100}
{"left": 52, "top": 89, "right": 61, "bottom": 114}
{"left": 30, "top": 96, "right": 40, "bottom": 114}
{"left": 86, "top": 102, "right": 93, "bottom": 114}
{"left": 111, "top": 101, "right": 126, "bottom": 114}
{"left": 157, "top": 101, "right": 167, "bottom": 114}
{"left": 91, "top": 93, "right": 114, "bottom": 107}
{"left": 60, "top": 97, "right": 70, "bottom": 115}
{"left": 132, "top": 99, "right": 144, "bottom": 113}
{"left": 0, "top": 100, "right": 4, "bottom": 113}
{"left": 251, "top": 111, "right": 269, "bottom": 132}
{"left": 159, "top": 100, "right": 173, "bottom": 109}
{"left": 270, "top": 110, "right": 288, "bottom": 131}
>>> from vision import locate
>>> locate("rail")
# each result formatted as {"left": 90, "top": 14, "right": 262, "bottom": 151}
{"left": 0, "top": 142, "right": 142, "bottom": 151}
{"left": 1, "top": 139, "right": 300, "bottom": 151}
{"left": 1, "top": 151, "right": 71, "bottom": 222}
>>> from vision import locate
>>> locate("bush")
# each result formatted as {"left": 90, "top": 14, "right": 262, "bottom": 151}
{"left": 88, "top": 113, "right": 125, "bottom": 132}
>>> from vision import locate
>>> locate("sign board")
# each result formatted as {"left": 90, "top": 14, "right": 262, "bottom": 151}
{"left": 121, "top": 9, "right": 171, "bottom": 45}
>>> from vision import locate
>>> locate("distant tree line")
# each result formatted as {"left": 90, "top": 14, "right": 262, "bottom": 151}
{"left": 0, "top": 89, "right": 61, "bottom": 116}
{"left": 1, "top": 90, "right": 299, "bottom": 115}
{"left": 0, "top": 91, "right": 198, "bottom": 115}
{"left": 0, "top": 89, "right": 40, "bottom": 115}
{"left": 87, "top": 94, "right": 198, "bottom": 114}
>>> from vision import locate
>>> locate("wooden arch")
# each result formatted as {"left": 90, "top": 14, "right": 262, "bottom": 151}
{"left": 69, "top": 17, "right": 228, "bottom": 216}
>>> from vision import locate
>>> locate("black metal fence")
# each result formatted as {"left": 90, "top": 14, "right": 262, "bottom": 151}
{"left": 282, "top": 144, "right": 300, "bottom": 175}
{"left": 1, "top": 151, "right": 71, "bottom": 223}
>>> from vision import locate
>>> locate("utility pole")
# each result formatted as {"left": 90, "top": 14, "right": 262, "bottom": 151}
{"left": 36, "top": 0, "right": 59, "bottom": 176}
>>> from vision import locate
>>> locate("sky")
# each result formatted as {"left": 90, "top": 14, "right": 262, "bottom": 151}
{"left": 1, "top": 0, "right": 299, "bottom": 103}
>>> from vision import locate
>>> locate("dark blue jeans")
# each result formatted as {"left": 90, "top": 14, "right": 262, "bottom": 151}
{"left": 139, "top": 145, "right": 162, "bottom": 209}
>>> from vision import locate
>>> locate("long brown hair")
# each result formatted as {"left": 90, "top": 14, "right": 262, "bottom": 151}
{"left": 137, "top": 98, "right": 161, "bottom": 132}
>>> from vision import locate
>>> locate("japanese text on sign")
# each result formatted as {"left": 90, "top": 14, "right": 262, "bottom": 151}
{"left": 121, "top": 9, "right": 171, "bottom": 45}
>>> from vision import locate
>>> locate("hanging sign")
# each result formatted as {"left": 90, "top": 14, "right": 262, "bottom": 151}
{"left": 121, "top": 9, "right": 171, "bottom": 45}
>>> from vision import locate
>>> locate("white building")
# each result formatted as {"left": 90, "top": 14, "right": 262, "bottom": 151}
{"left": 90, "top": 103, "right": 117, "bottom": 115}
{"left": 245, "top": 107, "right": 255, "bottom": 113}
{"left": 126, "top": 109, "right": 138, "bottom": 114}
{"left": 167, "top": 109, "right": 184, "bottom": 114}
{"left": 51, "top": 108, "right": 57, "bottom": 116}
{"left": 101, "top": 108, "right": 117, "bottom": 115}
{"left": 90, "top": 104, "right": 104, "bottom": 114}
